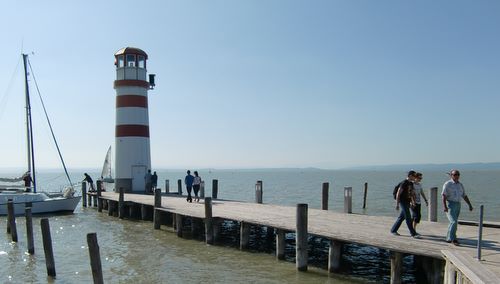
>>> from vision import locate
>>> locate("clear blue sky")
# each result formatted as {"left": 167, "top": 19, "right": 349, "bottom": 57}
{"left": 1, "top": 1, "right": 499, "bottom": 170}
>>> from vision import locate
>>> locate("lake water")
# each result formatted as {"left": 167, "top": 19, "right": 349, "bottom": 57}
{"left": 1, "top": 169, "right": 498, "bottom": 283}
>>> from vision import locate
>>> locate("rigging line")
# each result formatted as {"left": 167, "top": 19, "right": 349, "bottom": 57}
{"left": 0, "top": 55, "right": 23, "bottom": 120}
{"left": 27, "top": 58, "right": 74, "bottom": 188}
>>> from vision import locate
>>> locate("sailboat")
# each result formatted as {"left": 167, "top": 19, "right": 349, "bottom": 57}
{"left": 99, "top": 146, "right": 114, "bottom": 191}
{"left": 0, "top": 54, "right": 81, "bottom": 215}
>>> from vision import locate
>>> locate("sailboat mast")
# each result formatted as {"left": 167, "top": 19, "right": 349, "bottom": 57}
{"left": 22, "top": 54, "right": 36, "bottom": 193}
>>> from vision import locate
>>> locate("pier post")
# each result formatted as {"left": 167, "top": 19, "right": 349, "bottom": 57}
{"left": 328, "top": 240, "right": 343, "bottom": 272}
{"left": 477, "top": 205, "right": 484, "bottom": 260}
{"left": 7, "top": 199, "right": 18, "bottom": 242}
{"left": 429, "top": 187, "right": 438, "bottom": 222}
{"left": 177, "top": 179, "right": 182, "bottom": 195}
{"left": 119, "top": 188, "right": 125, "bottom": 219}
{"left": 87, "top": 233, "right": 104, "bottom": 284}
{"left": 154, "top": 188, "right": 162, "bottom": 230}
{"left": 200, "top": 181, "right": 205, "bottom": 198}
{"left": 165, "top": 179, "right": 169, "bottom": 193}
{"left": 322, "top": 182, "right": 329, "bottom": 210}
{"left": 212, "top": 179, "right": 218, "bottom": 199}
{"left": 204, "top": 197, "right": 214, "bottom": 245}
{"left": 276, "top": 229, "right": 286, "bottom": 260}
{"left": 363, "top": 182, "right": 368, "bottom": 209}
{"left": 25, "top": 206, "right": 34, "bottom": 254}
{"left": 176, "top": 214, "right": 183, "bottom": 237}
{"left": 390, "top": 251, "right": 403, "bottom": 284}
{"left": 255, "top": 181, "right": 263, "bottom": 204}
{"left": 344, "top": 187, "right": 352, "bottom": 214}
{"left": 296, "top": 203, "right": 308, "bottom": 271}
{"left": 108, "top": 201, "right": 114, "bottom": 216}
{"left": 97, "top": 180, "right": 103, "bottom": 212}
{"left": 82, "top": 181, "right": 87, "bottom": 207}
{"left": 41, "top": 218, "right": 56, "bottom": 278}
{"left": 240, "top": 222, "right": 251, "bottom": 250}
{"left": 141, "top": 204, "right": 148, "bottom": 220}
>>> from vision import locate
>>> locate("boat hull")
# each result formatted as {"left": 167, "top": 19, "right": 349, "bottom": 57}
{"left": 0, "top": 195, "right": 81, "bottom": 215}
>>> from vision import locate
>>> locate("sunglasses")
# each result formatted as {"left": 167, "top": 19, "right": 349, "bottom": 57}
{"left": 452, "top": 173, "right": 460, "bottom": 176}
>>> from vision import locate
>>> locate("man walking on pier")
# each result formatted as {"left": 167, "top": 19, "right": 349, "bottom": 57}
{"left": 442, "top": 170, "right": 473, "bottom": 246}
{"left": 185, "top": 170, "right": 194, "bottom": 203}
{"left": 391, "top": 170, "right": 421, "bottom": 239}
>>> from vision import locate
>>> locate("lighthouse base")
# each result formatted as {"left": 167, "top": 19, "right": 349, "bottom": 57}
{"left": 114, "top": 178, "right": 133, "bottom": 193}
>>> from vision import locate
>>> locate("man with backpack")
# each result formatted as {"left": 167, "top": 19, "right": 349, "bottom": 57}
{"left": 390, "top": 170, "right": 421, "bottom": 239}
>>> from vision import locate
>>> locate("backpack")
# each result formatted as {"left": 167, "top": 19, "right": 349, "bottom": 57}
{"left": 393, "top": 182, "right": 402, "bottom": 200}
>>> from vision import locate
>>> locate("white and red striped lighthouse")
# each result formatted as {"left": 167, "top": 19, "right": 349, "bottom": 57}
{"left": 113, "top": 47, "right": 155, "bottom": 193}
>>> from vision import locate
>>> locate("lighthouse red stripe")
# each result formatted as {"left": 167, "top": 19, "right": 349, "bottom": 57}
{"left": 116, "top": 95, "right": 148, "bottom": 108}
{"left": 114, "top": 79, "right": 150, "bottom": 89}
{"left": 116, "top": 125, "right": 149, "bottom": 137}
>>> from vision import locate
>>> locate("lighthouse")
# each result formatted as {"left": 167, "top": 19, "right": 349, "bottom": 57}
{"left": 113, "top": 47, "right": 155, "bottom": 193}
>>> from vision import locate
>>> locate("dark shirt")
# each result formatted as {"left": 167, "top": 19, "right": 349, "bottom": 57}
{"left": 398, "top": 179, "right": 413, "bottom": 203}
{"left": 185, "top": 174, "right": 194, "bottom": 187}
{"left": 84, "top": 175, "right": 93, "bottom": 183}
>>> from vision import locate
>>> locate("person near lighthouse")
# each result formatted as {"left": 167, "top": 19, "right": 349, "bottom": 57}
{"left": 185, "top": 170, "right": 194, "bottom": 203}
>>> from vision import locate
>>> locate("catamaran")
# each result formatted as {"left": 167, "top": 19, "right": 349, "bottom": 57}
{"left": 0, "top": 54, "right": 81, "bottom": 215}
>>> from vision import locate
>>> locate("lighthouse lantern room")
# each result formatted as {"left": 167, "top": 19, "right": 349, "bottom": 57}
{"left": 113, "top": 47, "right": 154, "bottom": 193}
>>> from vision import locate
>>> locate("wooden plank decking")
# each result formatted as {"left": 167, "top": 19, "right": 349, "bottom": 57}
{"left": 96, "top": 191, "right": 500, "bottom": 280}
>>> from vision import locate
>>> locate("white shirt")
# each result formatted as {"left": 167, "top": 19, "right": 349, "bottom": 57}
{"left": 442, "top": 179, "right": 465, "bottom": 202}
{"left": 193, "top": 176, "right": 201, "bottom": 186}
{"left": 413, "top": 182, "right": 423, "bottom": 204}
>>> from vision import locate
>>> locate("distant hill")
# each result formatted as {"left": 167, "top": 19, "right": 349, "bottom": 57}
{"left": 344, "top": 162, "right": 500, "bottom": 171}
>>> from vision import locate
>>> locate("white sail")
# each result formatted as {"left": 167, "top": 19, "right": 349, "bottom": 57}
{"left": 101, "top": 146, "right": 113, "bottom": 182}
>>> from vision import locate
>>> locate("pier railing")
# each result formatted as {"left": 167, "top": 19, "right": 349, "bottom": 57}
{"left": 442, "top": 250, "right": 497, "bottom": 284}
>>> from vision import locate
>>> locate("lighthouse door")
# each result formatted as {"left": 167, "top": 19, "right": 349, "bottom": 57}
{"left": 131, "top": 165, "right": 147, "bottom": 192}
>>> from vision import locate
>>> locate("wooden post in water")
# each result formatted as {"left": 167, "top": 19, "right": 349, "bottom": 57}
{"left": 429, "top": 187, "right": 438, "bottom": 222}
{"left": 344, "top": 187, "right": 352, "bottom": 214}
{"left": 154, "top": 188, "right": 162, "bottom": 230}
{"left": 212, "top": 179, "right": 218, "bottom": 199}
{"left": 322, "top": 182, "right": 329, "bottom": 210}
{"left": 177, "top": 179, "right": 182, "bottom": 195}
{"left": 240, "top": 222, "right": 251, "bottom": 250}
{"left": 328, "top": 240, "right": 342, "bottom": 272}
{"left": 276, "top": 229, "right": 286, "bottom": 260}
{"left": 390, "top": 251, "right": 403, "bottom": 284}
{"left": 118, "top": 188, "right": 125, "bottom": 219}
{"left": 204, "top": 197, "right": 214, "bottom": 245}
{"left": 7, "top": 199, "right": 18, "bottom": 242}
{"left": 82, "top": 181, "right": 87, "bottom": 207}
{"left": 108, "top": 201, "right": 114, "bottom": 216}
{"left": 477, "top": 205, "right": 484, "bottom": 260}
{"left": 363, "top": 182, "right": 368, "bottom": 209}
{"left": 97, "top": 180, "right": 103, "bottom": 212}
{"left": 141, "top": 204, "right": 148, "bottom": 220}
{"left": 255, "top": 180, "right": 263, "bottom": 204}
{"left": 176, "top": 214, "right": 183, "bottom": 237}
{"left": 25, "top": 206, "right": 35, "bottom": 254}
{"left": 296, "top": 203, "right": 308, "bottom": 271}
{"left": 41, "top": 218, "right": 56, "bottom": 277}
{"left": 87, "top": 233, "right": 104, "bottom": 284}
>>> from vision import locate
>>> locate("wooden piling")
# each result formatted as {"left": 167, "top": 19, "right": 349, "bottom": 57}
{"left": 154, "top": 188, "right": 162, "bottom": 230}
{"left": 204, "top": 197, "right": 214, "bottom": 245}
{"left": 390, "top": 251, "right": 403, "bottom": 284}
{"left": 276, "top": 229, "right": 286, "bottom": 260}
{"left": 321, "top": 182, "right": 329, "bottom": 210}
{"left": 344, "top": 187, "right": 352, "bottom": 214}
{"left": 177, "top": 179, "right": 182, "bottom": 195}
{"left": 141, "top": 204, "right": 148, "bottom": 220}
{"left": 7, "top": 199, "right": 18, "bottom": 242}
{"left": 118, "top": 188, "right": 124, "bottom": 219}
{"left": 82, "top": 181, "right": 87, "bottom": 207}
{"left": 176, "top": 214, "right": 183, "bottom": 237}
{"left": 478, "top": 205, "right": 484, "bottom": 260}
{"left": 363, "top": 182, "right": 368, "bottom": 209}
{"left": 328, "top": 240, "right": 342, "bottom": 272}
{"left": 255, "top": 180, "right": 263, "bottom": 204}
{"left": 25, "top": 206, "right": 34, "bottom": 254}
{"left": 212, "top": 179, "right": 218, "bottom": 199}
{"left": 240, "top": 222, "right": 251, "bottom": 250}
{"left": 200, "top": 181, "right": 205, "bottom": 198}
{"left": 41, "top": 218, "right": 56, "bottom": 277}
{"left": 165, "top": 179, "right": 169, "bottom": 193}
{"left": 87, "top": 233, "right": 104, "bottom": 284}
{"left": 97, "top": 180, "right": 103, "bottom": 212}
{"left": 429, "top": 187, "right": 438, "bottom": 222}
{"left": 296, "top": 203, "right": 308, "bottom": 271}
{"left": 108, "top": 201, "right": 114, "bottom": 216}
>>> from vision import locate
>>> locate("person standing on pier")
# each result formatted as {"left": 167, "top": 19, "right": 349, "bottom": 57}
{"left": 193, "top": 171, "right": 201, "bottom": 202}
{"left": 151, "top": 171, "right": 158, "bottom": 191}
{"left": 442, "top": 170, "right": 473, "bottom": 246}
{"left": 391, "top": 170, "right": 421, "bottom": 238}
{"left": 83, "top": 173, "right": 95, "bottom": 192}
{"left": 144, "top": 169, "right": 153, "bottom": 194}
{"left": 411, "top": 172, "right": 428, "bottom": 231}
{"left": 185, "top": 170, "right": 194, "bottom": 203}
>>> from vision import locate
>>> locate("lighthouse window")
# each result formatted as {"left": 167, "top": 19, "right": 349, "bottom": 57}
{"left": 117, "top": 55, "right": 124, "bottom": 67}
{"left": 138, "top": 55, "right": 145, "bottom": 68}
{"left": 126, "top": 54, "right": 136, "bottom": 67}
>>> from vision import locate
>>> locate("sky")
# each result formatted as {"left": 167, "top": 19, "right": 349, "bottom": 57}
{"left": 0, "top": 0, "right": 499, "bottom": 170}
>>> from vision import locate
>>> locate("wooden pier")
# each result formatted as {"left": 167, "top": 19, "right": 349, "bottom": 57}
{"left": 88, "top": 190, "right": 500, "bottom": 284}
